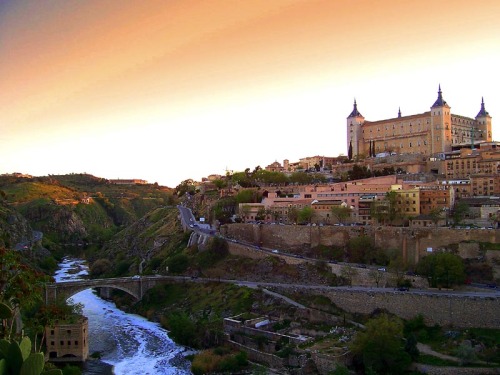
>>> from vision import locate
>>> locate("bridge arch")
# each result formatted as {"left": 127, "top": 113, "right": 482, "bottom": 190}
{"left": 45, "top": 276, "right": 172, "bottom": 305}
{"left": 60, "top": 284, "right": 140, "bottom": 302}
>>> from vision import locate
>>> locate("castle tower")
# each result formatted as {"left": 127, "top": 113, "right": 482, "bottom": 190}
{"left": 475, "top": 97, "right": 492, "bottom": 145}
{"left": 430, "top": 85, "right": 452, "bottom": 155}
{"left": 346, "top": 99, "right": 365, "bottom": 159}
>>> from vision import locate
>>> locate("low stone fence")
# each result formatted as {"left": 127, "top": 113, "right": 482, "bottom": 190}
{"left": 310, "top": 352, "right": 352, "bottom": 375}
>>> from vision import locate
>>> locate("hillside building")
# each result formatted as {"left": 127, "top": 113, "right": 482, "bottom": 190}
{"left": 45, "top": 317, "right": 89, "bottom": 362}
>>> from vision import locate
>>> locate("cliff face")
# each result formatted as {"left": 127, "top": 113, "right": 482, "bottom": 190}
{"left": 0, "top": 174, "right": 174, "bottom": 247}
{"left": 0, "top": 199, "right": 32, "bottom": 248}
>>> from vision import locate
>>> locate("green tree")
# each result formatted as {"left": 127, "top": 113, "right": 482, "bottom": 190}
{"left": 239, "top": 205, "right": 251, "bottom": 221}
{"left": 1, "top": 248, "right": 46, "bottom": 338}
{"left": 231, "top": 171, "right": 252, "bottom": 187}
{"left": 174, "top": 179, "right": 196, "bottom": 197}
{"left": 166, "top": 254, "right": 189, "bottom": 274}
{"left": 350, "top": 314, "right": 411, "bottom": 374}
{"left": 428, "top": 207, "right": 444, "bottom": 227}
{"left": 455, "top": 341, "right": 477, "bottom": 365}
{"left": 289, "top": 172, "right": 313, "bottom": 185}
{"left": 369, "top": 269, "right": 384, "bottom": 287}
{"left": 347, "top": 235, "right": 376, "bottom": 264}
{"left": 89, "top": 258, "right": 112, "bottom": 277}
{"left": 212, "top": 197, "right": 236, "bottom": 224}
{"left": 416, "top": 252, "right": 465, "bottom": 288}
{"left": 255, "top": 208, "right": 266, "bottom": 221}
{"left": 166, "top": 312, "right": 197, "bottom": 347}
{"left": 370, "top": 191, "right": 399, "bottom": 225}
{"left": 451, "top": 201, "right": 470, "bottom": 226}
{"left": 348, "top": 164, "right": 372, "bottom": 180}
{"left": 340, "top": 265, "right": 358, "bottom": 286}
{"left": 213, "top": 179, "right": 226, "bottom": 190}
{"left": 235, "top": 189, "right": 260, "bottom": 204}
{"left": 389, "top": 255, "right": 407, "bottom": 286}
{"left": 298, "top": 206, "right": 314, "bottom": 224}
{"left": 287, "top": 207, "right": 299, "bottom": 224}
{"left": 330, "top": 205, "right": 352, "bottom": 224}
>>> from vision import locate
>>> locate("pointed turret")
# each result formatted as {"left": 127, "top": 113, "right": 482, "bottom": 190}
{"left": 431, "top": 84, "right": 448, "bottom": 108}
{"left": 398, "top": 107, "right": 401, "bottom": 118}
{"left": 476, "top": 97, "right": 489, "bottom": 118}
{"left": 346, "top": 99, "right": 364, "bottom": 160}
{"left": 347, "top": 99, "right": 362, "bottom": 118}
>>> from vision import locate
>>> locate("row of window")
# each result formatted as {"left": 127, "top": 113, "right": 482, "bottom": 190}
{"left": 50, "top": 340, "right": 84, "bottom": 347}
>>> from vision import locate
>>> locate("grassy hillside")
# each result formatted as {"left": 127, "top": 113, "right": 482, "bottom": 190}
{"left": 0, "top": 173, "right": 175, "bottom": 247}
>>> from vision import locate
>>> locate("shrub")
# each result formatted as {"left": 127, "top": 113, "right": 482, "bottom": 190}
{"left": 89, "top": 258, "right": 112, "bottom": 277}
{"left": 167, "top": 312, "right": 197, "bottom": 347}
{"left": 166, "top": 253, "right": 189, "bottom": 274}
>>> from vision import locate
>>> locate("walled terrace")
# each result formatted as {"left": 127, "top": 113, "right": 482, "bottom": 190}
{"left": 223, "top": 314, "right": 349, "bottom": 374}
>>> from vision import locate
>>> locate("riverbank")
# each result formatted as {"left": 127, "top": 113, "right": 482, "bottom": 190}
{"left": 54, "top": 257, "right": 192, "bottom": 375}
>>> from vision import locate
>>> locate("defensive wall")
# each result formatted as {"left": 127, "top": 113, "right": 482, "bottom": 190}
{"left": 271, "top": 286, "right": 500, "bottom": 329}
{"left": 226, "top": 241, "right": 428, "bottom": 288}
{"left": 221, "top": 224, "right": 500, "bottom": 265}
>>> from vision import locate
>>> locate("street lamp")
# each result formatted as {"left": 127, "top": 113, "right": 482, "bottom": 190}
{"left": 470, "top": 126, "right": 484, "bottom": 150}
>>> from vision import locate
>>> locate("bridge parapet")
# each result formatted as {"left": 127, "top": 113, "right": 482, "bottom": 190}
{"left": 44, "top": 276, "right": 173, "bottom": 305}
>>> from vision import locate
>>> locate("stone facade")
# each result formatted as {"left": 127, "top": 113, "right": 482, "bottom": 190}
{"left": 45, "top": 317, "right": 89, "bottom": 362}
{"left": 347, "top": 86, "right": 492, "bottom": 159}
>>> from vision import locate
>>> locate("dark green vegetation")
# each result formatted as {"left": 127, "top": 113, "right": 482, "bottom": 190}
{"left": 0, "top": 173, "right": 174, "bottom": 248}
{"left": 350, "top": 314, "right": 412, "bottom": 374}
{"left": 416, "top": 252, "right": 465, "bottom": 288}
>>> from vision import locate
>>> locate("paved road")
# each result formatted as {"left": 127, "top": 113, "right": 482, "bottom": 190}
{"left": 151, "top": 275, "right": 500, "bottom": 299}
{"left": 174, "top": 206, "right": 500, "bottom": 299}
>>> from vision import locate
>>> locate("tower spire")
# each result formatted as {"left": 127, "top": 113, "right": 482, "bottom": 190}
{"left": 431, "top": 84, "right": 448, "bottom": 107}
{"left": 398, "top": 107, "right": 401, "bottom": 118}
{"left": 347, "top": 98, "right": 363, "bottom": 118}
{"left": 476, "top": 97, "right": 489, "bottom": 117}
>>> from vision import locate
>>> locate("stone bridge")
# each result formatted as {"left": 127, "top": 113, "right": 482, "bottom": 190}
{"left": 44, "top": 275, "right": 174, "bottom": 305}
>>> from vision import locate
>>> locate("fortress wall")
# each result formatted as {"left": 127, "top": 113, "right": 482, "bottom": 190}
{"left": 222, "top": 224, "right": 500, "bottom": 264}
{"left": 273, "top": 287, "right": 500, "bottom": 329}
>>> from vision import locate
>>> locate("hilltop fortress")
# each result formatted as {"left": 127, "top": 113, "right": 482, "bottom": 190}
{"left": 347, "top": 86, "right": 492, "bottom": 159}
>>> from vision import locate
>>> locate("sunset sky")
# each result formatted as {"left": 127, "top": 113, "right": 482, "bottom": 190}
{"left": 1, "top": 0, "right": 500, "bottom": 187}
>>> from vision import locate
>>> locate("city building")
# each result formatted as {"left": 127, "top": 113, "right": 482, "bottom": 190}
{"left": 109, "top": 179, "right": 148, "bottom": 185}
{"left": 419, "top": 186, "right": 455, "bottom": 216}
{"left": 347, "top": 86, "right": 492, "bottom": 159}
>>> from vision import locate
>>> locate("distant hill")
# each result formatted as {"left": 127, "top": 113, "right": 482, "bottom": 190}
{"left": 0, "top": 173, "right": 175, "bottom": 247}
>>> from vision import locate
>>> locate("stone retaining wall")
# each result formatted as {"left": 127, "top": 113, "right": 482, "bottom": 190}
{"left": 273, "top": 287, "right": 500, "bottom": 329}
{"left": 221, "top": 224, "right": 500, "bottom": 265}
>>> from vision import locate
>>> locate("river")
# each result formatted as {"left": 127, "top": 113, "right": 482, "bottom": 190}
{"left": 54, "top": 257, "right": 192, "bottom": 375}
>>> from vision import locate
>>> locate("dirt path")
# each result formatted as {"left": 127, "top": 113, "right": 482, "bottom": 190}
{"left": 417, "top": 343, "right": 461, "bottom": 363}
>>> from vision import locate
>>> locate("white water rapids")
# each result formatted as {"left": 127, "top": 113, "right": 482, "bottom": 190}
{"left": 53, "top": 257, "right": 192, "bottom": 375}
